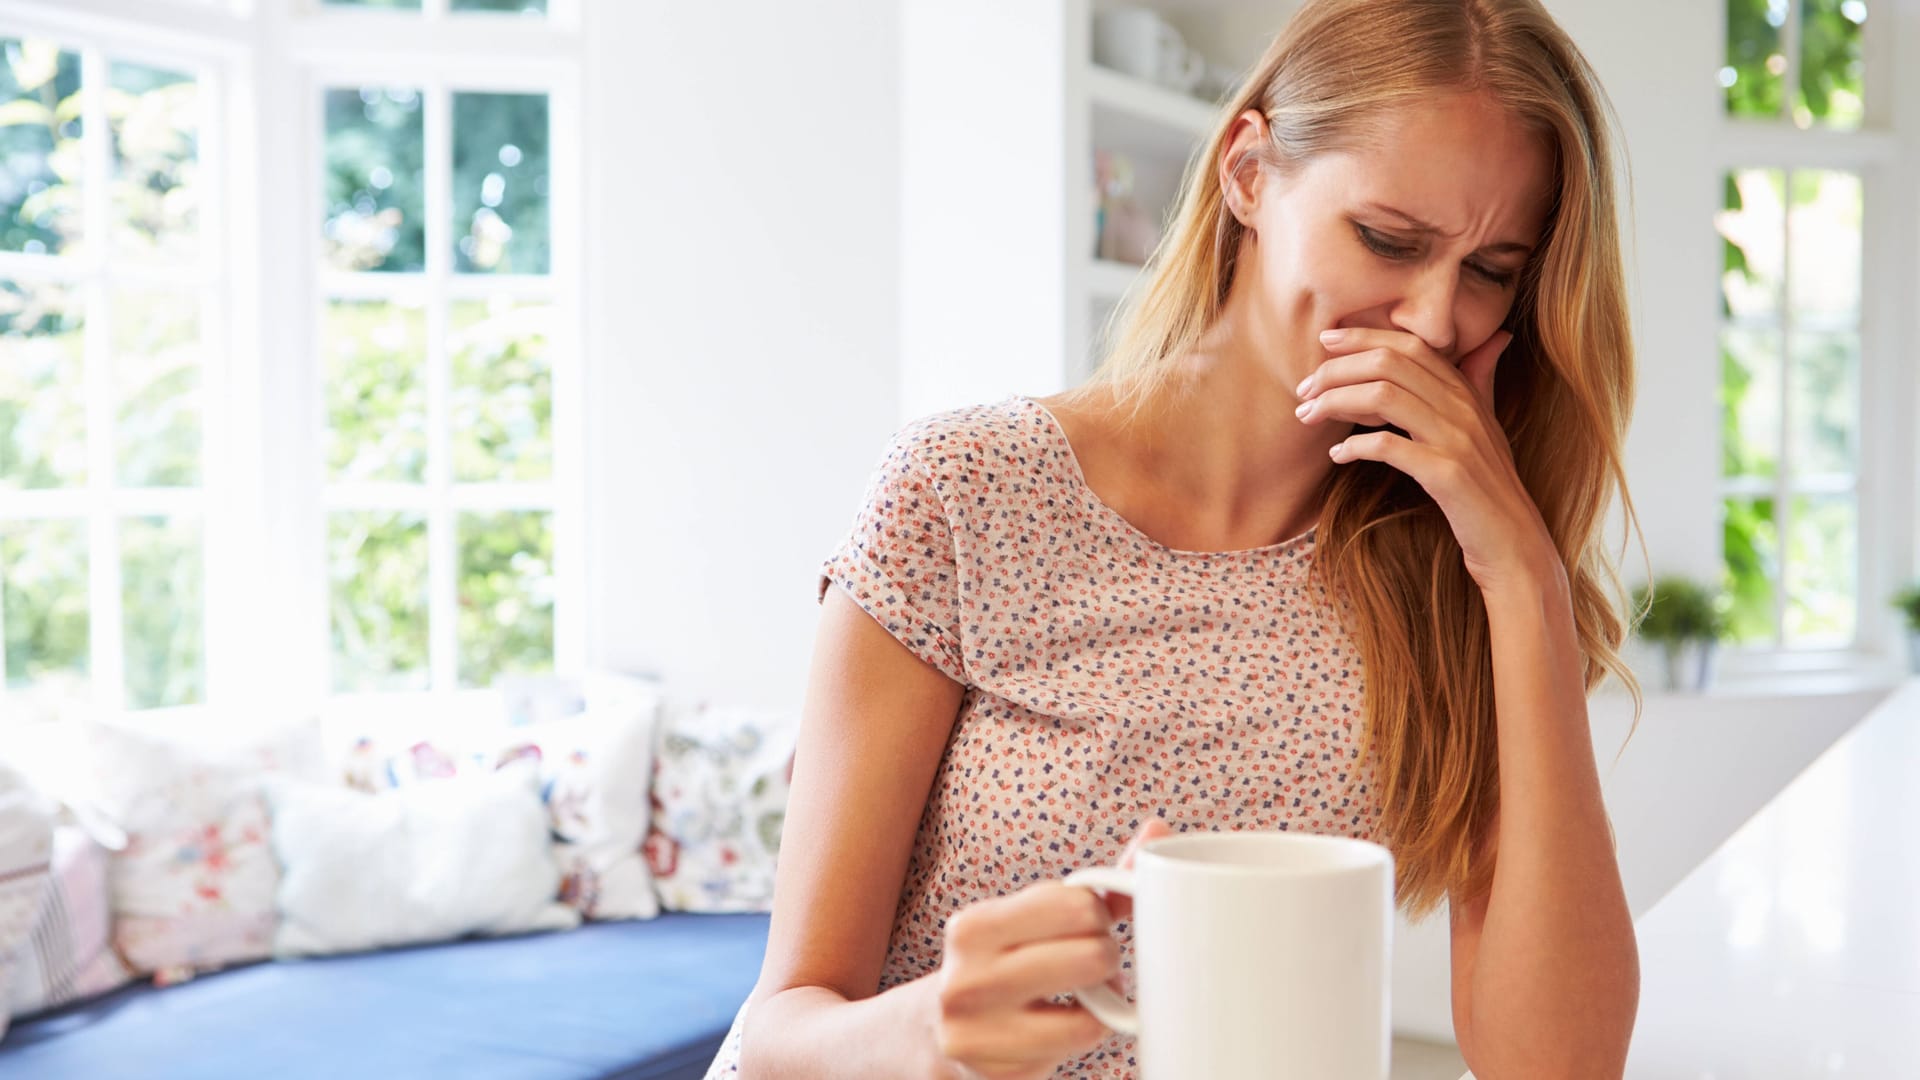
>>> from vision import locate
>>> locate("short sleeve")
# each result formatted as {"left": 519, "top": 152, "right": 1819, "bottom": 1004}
{"left": 816, "top": 432, "right": 969, "bottom": 685}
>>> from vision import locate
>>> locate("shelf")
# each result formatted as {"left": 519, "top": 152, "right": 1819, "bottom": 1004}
{"left": 1086, "top": 62, "right": 1219, "bottom": 161}
{"left": 1088, "top": 257, "right": 1146, "bottom": 302}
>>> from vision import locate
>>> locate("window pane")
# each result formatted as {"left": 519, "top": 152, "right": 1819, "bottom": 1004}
{"left": 1722, "top": 496, "right": 1779, "bottom": 644}
{"left": 1720, "top": 327, "right": 1781, "bottom": 480}
{"left": 0, "top": 40, "right": 83, "bottom": 256}
{"left": 329, "top": 510, "right": 428, "bottom": 692}
{"left": 451, "top": 299, "right": 552, "bottom": 482}
{"left": 1796, "top": 0, "right": 1866, "bottom": 129}
{"left": 323, "top": 87, "right": 424, "bottom": 273}
{"left": 1, "top": 518, "right": 88, "bottom": 690}
{"left": 109, "top": 61, "right": 198, "bottom": 263}
{"left": 0, "top": 279, "right": 86, "bottom": 490}
{"left": 114, "top": 288, "right": 201, "bottom": 487}
{"left": 1786, "top": 170, "right": 1861, "bottom": 326}
{"left": 323, "top": 298, "right": 427, "bottom": 483}
{"left": 452, "top": 0, "right": 547, "bottom": 11}
{"left": 1724, "top": 0, "right": 1788, "bottom": 119}
{"left": 457, "top": 510, "right": 553, "bottom": 687}
{"left": 322, "top": 0, "right": 423, "bottom": 9}
{"left": 122, "top": 514, "right": 203, "bottom": 708}
{"left": 453, "top": 92, "right": 549, "bottom": 274}
{"left": 1784, "top": 494, "right": 1856, "bottom": 645}
{"left": 1718, "top": 169, "right": 1784, "bottom": 320}
{"left": 1788, "top": 331, "right": 1858, "bottom": 478}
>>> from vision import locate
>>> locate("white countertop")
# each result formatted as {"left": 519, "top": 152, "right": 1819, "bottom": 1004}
{"left": 1460, "top": 678, "right": 1920, "bottom": 1080}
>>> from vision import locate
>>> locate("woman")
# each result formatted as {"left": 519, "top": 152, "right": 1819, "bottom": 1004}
{"left": 719, "top": 0, "right": 1642, "bottom": 1076}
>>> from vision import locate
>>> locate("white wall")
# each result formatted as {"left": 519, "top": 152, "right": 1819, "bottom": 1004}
{"left": 1554, "top": 0, "right": 1727, "bottom": 586}
{"left": 581, "top": 0, "right": 903, "bottom": 710}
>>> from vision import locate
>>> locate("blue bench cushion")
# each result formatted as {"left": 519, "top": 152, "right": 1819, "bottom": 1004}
{"left": 0, "top": 912, "right": 769, "bottom": 1080}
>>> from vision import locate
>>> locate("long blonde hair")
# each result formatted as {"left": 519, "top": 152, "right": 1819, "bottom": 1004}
{"left": 1064, "top": 0, "right": 1642, "bottom": 920}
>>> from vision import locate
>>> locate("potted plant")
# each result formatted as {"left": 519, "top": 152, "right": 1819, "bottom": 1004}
{"left": 1892, "top": 583, "right": 1920, "bottom": 675}
{"left": 1631, "top": 576, "right": 1730, "bottom": 692}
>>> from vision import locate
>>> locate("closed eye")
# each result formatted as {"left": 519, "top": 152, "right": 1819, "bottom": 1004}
{"left": 1471, "top": 263, "right": 1519, "bottom": 289}
{"left": 1354, "top": 223, "right": 1521, "bottom": 290}
{"left": 1355, "top": 223, "right": 1415, "bottom": 259}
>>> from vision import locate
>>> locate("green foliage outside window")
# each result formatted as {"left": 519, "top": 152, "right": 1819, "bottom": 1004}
{"left": 1725, "top": 0, "right": 1866, "bottom": 127}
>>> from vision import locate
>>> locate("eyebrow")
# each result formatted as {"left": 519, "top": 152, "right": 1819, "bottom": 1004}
{"left": 1363, "top": 202, "right": 1535, "bottom": 257}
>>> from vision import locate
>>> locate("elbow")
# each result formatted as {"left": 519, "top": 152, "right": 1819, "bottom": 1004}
{"left": 1464, "top": 963, "right": 1641, "bottom": 1079}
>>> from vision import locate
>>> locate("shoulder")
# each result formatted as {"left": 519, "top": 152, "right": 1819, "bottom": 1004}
{"left": 881, "top": 395, "right": 1056, "bottom": 494}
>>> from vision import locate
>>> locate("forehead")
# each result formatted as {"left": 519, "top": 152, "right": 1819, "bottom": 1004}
{"left": 1307, "top": 93, "right": 1555, "bottom": 242}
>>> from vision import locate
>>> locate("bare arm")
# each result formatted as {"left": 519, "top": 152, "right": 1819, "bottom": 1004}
{"left": 1448, "top": 555, "right": 1640, "bottom": 1078}
{"left": 737, "top": 585, "right": 967, "bottom": 1078}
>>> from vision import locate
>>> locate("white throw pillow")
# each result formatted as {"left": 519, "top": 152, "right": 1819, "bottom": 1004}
{"left": 326, "top": 671, "right": 665, "bottom": 922}
{"left": 267, "top": 763, "right": 580, "bottom": 959}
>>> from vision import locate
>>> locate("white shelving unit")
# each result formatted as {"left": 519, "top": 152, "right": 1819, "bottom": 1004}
{"left": 899, "top": 1, "right": 1280, "bottom": 420}
{"left": 1071, "top": 53, "right": 1222, "bottom": 384}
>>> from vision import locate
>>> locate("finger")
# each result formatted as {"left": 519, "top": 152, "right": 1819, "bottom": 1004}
{"left": 1296, "top": 379, "right": 1447, "bottom": 442}
{"left": 1118, "top": 819, "right": 1175, "bottom": 870}
{"left": 1315, "top": 326, "right": 1461, "bottom": 379}
{"left": 990, "top": 933, "right": 1122, "bottom": 1004}
{"left": 1328, "top": 429, "right": 1444, "bottom": 484}
{"left": 1456, "top": 329, "right": 1514, "bottom": 410}
{"left": 1299, "top": 343, "right": 1458, "bottom": 408}
{"left": 945, "top": 883, "right": 1111, "bottom": 956}
{"left": 943, "top": 1003, "right": 1110, "bottom": 1075}
{"left": 1103, "top": 819, "right": 1173, "bottom": 921}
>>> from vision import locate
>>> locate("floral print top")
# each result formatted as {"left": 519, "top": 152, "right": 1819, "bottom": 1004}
{"left": 705, "top": 394, "right": 1382, "bottom": 1078}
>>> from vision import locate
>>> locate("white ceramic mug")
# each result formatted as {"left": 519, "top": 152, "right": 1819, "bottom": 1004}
{"left": 1063, "top": 831, "right": 1395, "bottom": 1080}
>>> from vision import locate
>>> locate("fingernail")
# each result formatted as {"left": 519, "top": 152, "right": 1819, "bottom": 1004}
{"left": 1319, "top": 329, "right": 1345, "bottom": 344}
{"left": 1329, "top": 441, "right": 1348, "bottom": 461}
{"left": 1295, "top": 377, "right": 1313, "bottom": 398}
{"left": 1294, "top": 401, "right": 1313, "bottom": 419}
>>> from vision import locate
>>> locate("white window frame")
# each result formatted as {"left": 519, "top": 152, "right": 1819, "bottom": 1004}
{"left": 0, "top": 1, "right": 249, "bottom": 716}
{"left": 1713, "top": 0, "right": 1919, "bottom": 680}
{"left": 274, "top": 0, "right": 586, "bottom": 711}
{"left": 0, "top": 0, "right": 587, "bottom": 720}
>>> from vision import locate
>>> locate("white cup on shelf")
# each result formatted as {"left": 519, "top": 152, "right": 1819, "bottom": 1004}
{"left": 1093, "top": 6, "right": 1186, "bottom": 85}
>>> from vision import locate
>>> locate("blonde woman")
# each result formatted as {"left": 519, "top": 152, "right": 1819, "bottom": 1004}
{"left": 720, "top": 0, "right": 1642, "bottom": 1076}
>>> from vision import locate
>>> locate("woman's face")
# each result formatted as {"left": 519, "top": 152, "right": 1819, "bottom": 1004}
{"left": 1223, "top": 92, "right": 1555, "bottom": 386}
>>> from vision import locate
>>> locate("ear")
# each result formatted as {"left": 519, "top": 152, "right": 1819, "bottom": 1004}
{"left": 1219, "top": 109, "right": 1270, "bottom": 227}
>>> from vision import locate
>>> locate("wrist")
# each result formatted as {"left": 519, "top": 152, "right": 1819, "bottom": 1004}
{"left": 1478, "top": 544, "right": 1570, "bottom": 613}
{"left": 907, "top": 973, "right": 959, "bottom": 1080}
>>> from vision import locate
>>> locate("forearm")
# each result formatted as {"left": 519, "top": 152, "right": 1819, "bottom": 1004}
{"left": 739, "top": 976, "right": 947, "bottom": 1080}
{"left": 1468, "top": 559, "right": 1640, "bottom": 1077}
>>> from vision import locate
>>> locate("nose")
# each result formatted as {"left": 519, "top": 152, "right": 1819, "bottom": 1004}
{"left": 1389, "top": 265, "right": 1458, "bottom": 358}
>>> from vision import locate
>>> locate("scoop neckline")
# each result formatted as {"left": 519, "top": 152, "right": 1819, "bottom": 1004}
{"left": 1011, "top": 394, "right": 1317, "bottom": 561}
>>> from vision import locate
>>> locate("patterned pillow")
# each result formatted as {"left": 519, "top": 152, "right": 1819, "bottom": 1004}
{"left": 0, "top": 762, "right": 58, "bottom": 1040}
{"left": 331, "top": 673, "right": 666, "bottom": 921}
{"left": 8, "top": 825, "right": 133, "bottom": 1019}
{"left": 87, "top": 715, "right": 326, "bottom": 984}
{"left": 642, "top": 701, "right": 797, "bottom": 913}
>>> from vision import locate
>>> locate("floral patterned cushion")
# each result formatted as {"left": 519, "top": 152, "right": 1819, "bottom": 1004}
{"left": 86, "top": 716, "right": 326, "bottom": 984}
{"left": 643, "top": 701, "right": 796, "bottom": 913}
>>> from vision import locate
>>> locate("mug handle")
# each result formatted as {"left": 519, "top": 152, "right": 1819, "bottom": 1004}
{"left": 1060, "top": 867, "right": 1140, "bottom": 1035}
